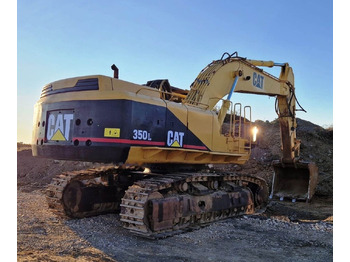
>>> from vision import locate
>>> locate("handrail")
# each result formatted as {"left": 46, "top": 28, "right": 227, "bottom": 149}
{"left": 233, "top": 103, "right": 242, "bottom": 138}
{"left": 136, "top": 87, "right": 187, "bottom": 101}
{"left": 244, "top": 106, "right": 252, "bottom": 154}
{"left": 184, "top": 97, "right": 210, "bottom": 109}
{"left": 136, "top": 87, "right": 164, "bottom": 95}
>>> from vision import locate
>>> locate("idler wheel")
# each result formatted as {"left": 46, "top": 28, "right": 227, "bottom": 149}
{"left": 62, "top": 180, "right": 85, "bottom": 217}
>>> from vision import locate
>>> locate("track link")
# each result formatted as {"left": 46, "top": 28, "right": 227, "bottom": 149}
{"left": 120, "top": 172, "right": 268, "bottom": 238}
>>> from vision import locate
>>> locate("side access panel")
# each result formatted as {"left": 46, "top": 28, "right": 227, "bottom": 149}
{"left": 187, "top": 106, "right": 213, "bottom": 150}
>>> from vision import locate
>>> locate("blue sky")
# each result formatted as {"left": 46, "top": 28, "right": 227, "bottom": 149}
{"left": 17, "top": 0, "right": 333, "bottom": 143}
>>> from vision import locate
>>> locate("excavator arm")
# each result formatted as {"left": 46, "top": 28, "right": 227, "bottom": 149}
{"left": 184, "top": 53, "right": 318, "bottom": 201}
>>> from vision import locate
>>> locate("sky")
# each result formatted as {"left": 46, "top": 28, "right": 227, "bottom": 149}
{"left": 17, "top": 0, "right": 333, "bottom": 143}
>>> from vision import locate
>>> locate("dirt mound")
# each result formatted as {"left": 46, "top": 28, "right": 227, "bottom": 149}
{"left": 217, "top": 118, "right": 333, "bottom": 197}
{"left": 17, "top": 145, "right": 106, "bottom": 192}
{"left": 254, "top": 118, "right": 332, "bottom": 197}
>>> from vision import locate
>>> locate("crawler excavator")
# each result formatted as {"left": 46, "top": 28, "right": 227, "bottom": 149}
{"left": 32, "top": 52, "right": 318, "bottom": 238}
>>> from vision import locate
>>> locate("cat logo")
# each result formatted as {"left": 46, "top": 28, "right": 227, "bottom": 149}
{"left": 252, "top": 72, "right": 264, "bottom": 89}
{"left": 46, "top": 113, "right": 73, "bottom": 141}
{"left": 167, "top": 130, "right": 184, "bottom": 147}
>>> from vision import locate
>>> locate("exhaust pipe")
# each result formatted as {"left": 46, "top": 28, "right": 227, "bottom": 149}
{"left": 111, "top": 64, "right": 119, "bottom": 79}
{"left": 270, "top": 160, "right": 318, "bottom": 202}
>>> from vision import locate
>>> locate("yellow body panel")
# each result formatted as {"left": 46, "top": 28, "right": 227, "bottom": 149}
{"left": 126, "top": 147, "right": 248, "bottom": 166}
{"left": 187, "top": 106, "right": 214, "bottom": 150}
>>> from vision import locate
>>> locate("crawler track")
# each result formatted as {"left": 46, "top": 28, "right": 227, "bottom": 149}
{"left": 46, "top": 167, "right": 268, "bottom": 238}
{"left": 120, "top": 172, "right": 268, "bottom": 238}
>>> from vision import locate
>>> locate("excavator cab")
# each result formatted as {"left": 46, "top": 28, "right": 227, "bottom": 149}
{"left": 271, "top": 160, "right": 318, "bottom": 202}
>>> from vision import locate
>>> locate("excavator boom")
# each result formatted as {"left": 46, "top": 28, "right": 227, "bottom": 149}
{"left": 184, "top": 53, "right": 318, "bottom": 201}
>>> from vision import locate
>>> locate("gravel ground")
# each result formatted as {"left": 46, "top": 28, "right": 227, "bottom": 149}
{"left": 17, "top": 190, "right": 115, "bottom": 262}
{"left": 18, "top": 189, "right": 333, "bottom": 262}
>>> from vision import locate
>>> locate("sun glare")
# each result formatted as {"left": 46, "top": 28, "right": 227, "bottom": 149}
{"left": 252, "top": 126, "right": 258, "bottom": 142}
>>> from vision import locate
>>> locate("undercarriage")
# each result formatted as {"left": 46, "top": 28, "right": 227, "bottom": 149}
{"left": 46, "top": 165, "right": 268, "bottom": 238}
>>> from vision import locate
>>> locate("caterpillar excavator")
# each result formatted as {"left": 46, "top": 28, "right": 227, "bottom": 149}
{"left": 32, "top": 52, "right": 318, "bottom": 238}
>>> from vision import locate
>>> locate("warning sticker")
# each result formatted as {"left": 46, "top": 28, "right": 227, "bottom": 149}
{"left": 104, "top": 128, "right": 120, "bottom": 138}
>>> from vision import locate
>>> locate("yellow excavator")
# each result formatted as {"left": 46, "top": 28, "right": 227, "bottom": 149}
{"left": 32, "top": 52, "right": 318, "bottom": 238}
